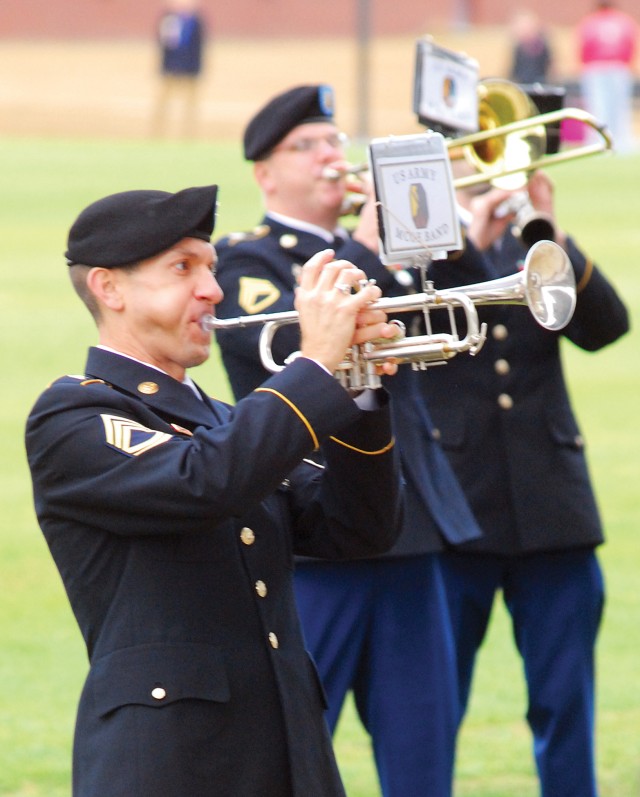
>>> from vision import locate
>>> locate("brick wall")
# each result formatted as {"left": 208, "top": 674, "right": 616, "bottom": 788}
{"left": 1, "top": 0, "right": 637, "bottom": 39}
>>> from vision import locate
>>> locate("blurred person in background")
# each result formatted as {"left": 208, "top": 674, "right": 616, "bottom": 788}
{"left": 577, "top": 0, "right": 639, "bottom": 153}
{"left": 213, "top": 83, "right": 487, "bottom": 797}
{"left": 508, "top": 9, "right": 554, "bottom": 85}
{"left": 151, "top": 0, "right": 207, "bottom": 138}
{"left": 420, "top": 145, "right": 629, "bottom": 797}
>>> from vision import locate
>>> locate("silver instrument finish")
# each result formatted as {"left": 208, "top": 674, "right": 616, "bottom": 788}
{"left": 203, "top": 240, "right": 575, "bottom": 390}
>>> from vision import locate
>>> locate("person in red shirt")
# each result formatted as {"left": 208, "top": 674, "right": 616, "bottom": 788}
{"left": 577, "top": 0, "right": 639, "bottom": 152}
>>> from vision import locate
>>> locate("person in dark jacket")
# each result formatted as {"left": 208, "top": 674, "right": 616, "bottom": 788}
{"left": 24, "top": 184, "right": 402, "bottom": 797}
{"left": 214, "top": 83, "right": 485, "bottom": 797}
{"left": 508, "top": 9, "right": 553, "bottom": 85}
{"left": 423, "top": 161, "right": 630, "bottom": 797}
{"left": 152, "top": 0, "right": 206, "bottom": 137}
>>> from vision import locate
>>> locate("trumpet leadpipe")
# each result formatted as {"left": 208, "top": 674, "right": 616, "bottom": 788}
{"left": 201, "top": 308, "right": 298, "bottom": 332}
{"left": 322, "top": 163, "right": 369, "bottom": 181}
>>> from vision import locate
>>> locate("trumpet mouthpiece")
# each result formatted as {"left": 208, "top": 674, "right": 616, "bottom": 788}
{"left": 322, "top": 166, "right": 345, "bottom": 181}
{"left": 322, "top": 163, "right": 368, "bottom": 181}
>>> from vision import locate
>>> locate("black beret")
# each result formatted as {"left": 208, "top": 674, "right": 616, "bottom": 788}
{"left": 65, "top": 185, "right": 218, "bottom": 268}
{"left": 243, "top": 84, "right": 335, "bottom": 161}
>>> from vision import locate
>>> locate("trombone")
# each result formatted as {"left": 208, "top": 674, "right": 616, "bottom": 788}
{"left": 448, "top": 78, "right": 614, "bottom": 191}
{"left": 322, "top": 81, "right": 613, "bottom": 194}
{"left": 204, "top": 240, "right": 576, "bottom": 391}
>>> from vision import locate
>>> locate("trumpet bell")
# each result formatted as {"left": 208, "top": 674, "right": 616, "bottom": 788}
{"left": 523, "top": 239, "right": 577, "bottom": 330}
{"left": 454, "top": 239, "right": 576, "bottom": 331}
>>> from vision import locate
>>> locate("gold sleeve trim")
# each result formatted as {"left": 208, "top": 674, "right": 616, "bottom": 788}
{"left": 328, "top": 436, "right": 396, "bottom": 456}
{"left": 576, "top": 258, "right": 593, "bottom": 294}
{"left": 255, "top": 387, "right": 319, "bottom": 449}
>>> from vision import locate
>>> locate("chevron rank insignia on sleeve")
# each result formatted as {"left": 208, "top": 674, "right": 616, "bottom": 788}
{"left": 100, "top": 414, "right": 173, "bottom": 456}
{"left": 238, "top": 276, "right": 281, "bottom": 314}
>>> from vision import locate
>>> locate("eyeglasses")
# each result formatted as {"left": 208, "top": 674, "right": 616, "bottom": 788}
{"left": 272, "top": 132, "right": 350, "bottom": 155}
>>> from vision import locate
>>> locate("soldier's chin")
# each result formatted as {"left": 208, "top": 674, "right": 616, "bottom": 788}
{"left": 186, "top": 345, "right": 211, "bottom": 369}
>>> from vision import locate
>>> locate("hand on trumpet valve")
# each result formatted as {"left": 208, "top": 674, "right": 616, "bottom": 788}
{"left": 295, "top": 250, "right": 398, "bottom": 378}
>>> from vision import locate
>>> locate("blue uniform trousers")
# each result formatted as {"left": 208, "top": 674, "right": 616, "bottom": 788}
{"left": 439, "top": 549, "right": 605, "bottom": 797}
{"left": 294, "top": 555, "right": 457, "bottom": 797}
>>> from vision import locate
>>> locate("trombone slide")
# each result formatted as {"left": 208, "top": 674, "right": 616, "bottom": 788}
{"left": 450, "top": 107, "right": 613, "bottom": 190}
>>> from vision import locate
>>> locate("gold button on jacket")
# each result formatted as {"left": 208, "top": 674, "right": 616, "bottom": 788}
{"left": 240, "top": 527, "right": 255, "bottom": 545}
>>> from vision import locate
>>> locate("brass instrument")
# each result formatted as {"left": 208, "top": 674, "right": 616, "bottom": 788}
{"left": 322, "top": 163, "right": 369, "bottom": 181}
{"left": 493, "top": 189, "right": 556, "bottom": 248}
{"left": 322, "top": 163, "right": 370, "bottom": 217}
{"left": 203, "top": 240, "right": 575, "bottom": 391}
{"left": 449, "top": 79, "right": 613, "bottom": 191}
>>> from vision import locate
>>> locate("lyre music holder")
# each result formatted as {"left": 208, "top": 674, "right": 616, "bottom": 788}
{"left": 368, "top": 131, "right": 463, "bottom": 270}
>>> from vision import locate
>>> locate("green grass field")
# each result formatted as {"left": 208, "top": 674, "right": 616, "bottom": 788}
{"left": 1, "top": 135, "right": 639, "bottom": 796}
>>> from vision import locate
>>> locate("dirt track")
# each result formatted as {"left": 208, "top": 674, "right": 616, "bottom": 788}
{"left": 0, "top": 29, "right": 589, "bottom": 141}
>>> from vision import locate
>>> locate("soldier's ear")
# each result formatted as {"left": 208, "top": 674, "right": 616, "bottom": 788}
{"left": 86, "top": 267, "right": 125, "bottom": 312}
{"left": 254, "top": 160, "right": 277, "bottom": 195}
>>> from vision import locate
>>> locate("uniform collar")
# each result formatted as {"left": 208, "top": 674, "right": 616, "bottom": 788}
{"left": 266, "top": 211, "right": 345, "bottom": 243}
{"left": 84, "top": 347, "right": 225, "bottom": 429}
{"left": 96, "top": 345, "right": 202, "bottom": 399}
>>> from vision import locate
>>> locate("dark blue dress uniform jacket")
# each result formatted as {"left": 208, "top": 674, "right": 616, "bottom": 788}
{"left": 215, "top": 217, "right": 484, "bottom": 553}
{"left": 420, "top": 234, "right": 630, "bottom": 553}
{"left": 25, "top": 347, "right": 401, "bottom": 797}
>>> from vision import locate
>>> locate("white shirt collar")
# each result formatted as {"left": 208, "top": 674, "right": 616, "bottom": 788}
{"left": 266, "top": 211, "right": 346, "bottom": 244}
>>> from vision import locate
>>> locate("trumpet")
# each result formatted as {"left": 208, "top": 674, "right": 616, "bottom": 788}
{"left": 322, "top": 162, "right": 369, "bottom": 181}
{"left": 203, "top": 240, "right": 575, "bottom": 391}
{"left": 322, "top": 163, "right": 370, "bottom": 216}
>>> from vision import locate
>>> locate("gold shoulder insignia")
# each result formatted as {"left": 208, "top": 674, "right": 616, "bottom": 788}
{"left": 170, "top": 423, "right": 194, "bottom": 436}
{"left": 238, "top": 276, "right": 281, "bottom": 314}
{"left": 48, "top": 375, "right": 110, "bottom": 389}
{"left": 100, "top": 414, "right": 173, "bottom": 456}
{"left": 227, "top": 224, "right": 271, "bottom": 247}
{"left": 80, "top": 378, "right": 109, "bottom": 387}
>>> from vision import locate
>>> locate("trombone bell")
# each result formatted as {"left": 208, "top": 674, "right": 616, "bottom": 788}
{"left": 448, "top": 79, "right": 613, "bottom": 191}
{"left": 457, "top": 79, "right": 547, "bottom": 190}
